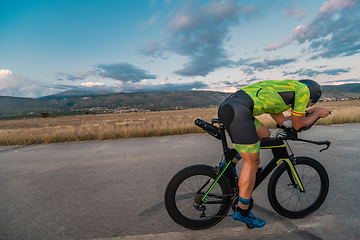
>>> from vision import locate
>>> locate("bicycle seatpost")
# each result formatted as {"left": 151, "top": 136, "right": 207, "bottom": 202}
{"left": 219, "top": 125, "right": 229, "bottom": 152}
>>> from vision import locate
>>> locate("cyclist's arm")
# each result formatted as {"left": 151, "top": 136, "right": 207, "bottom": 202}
{"left": 292, "top": 108, "right": 331, "bottom": 130}
{"left": 269, "top": 113, "right": 291, "bottom": 126}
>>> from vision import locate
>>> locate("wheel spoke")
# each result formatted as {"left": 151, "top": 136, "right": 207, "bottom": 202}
{"left": 170, "top": 170, "right": 229, "bottom": 223}
{"left": 269, "top": 158, "right": 328, "bottom": 218}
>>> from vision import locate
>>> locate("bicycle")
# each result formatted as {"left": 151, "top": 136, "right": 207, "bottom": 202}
{"left": 164, "top": 115, "right": 330, "bottom": 230}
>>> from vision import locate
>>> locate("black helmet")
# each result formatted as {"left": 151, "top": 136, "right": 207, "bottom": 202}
{"left": 299, "top": 79, "right": 322, "bottom": 105}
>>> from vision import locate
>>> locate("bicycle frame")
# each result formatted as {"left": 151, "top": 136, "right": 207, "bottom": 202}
{"left": 201, "top": 123, "right": 305, "bottom": 204}
{"left": 165, "top": 118, "right": 330, "bottom": 229}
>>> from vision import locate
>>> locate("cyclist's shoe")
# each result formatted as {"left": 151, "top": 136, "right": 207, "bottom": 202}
{"left": 232, "top": 209, "right": 265, "bottom": 228}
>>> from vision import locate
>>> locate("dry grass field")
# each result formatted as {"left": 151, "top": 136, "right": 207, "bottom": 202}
{"left": 1, "top": 100, "right": 360, "bottom": 146}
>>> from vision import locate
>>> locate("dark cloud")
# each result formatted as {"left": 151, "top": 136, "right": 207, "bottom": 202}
{"left": 138, "top": 40, "right": 168, "bottom": 59}
{"left": 165, "top": 0, "right": 256, "bottom": 76}
{"left": 241, "top": 67, "right": 255, "bottom": 76}
{"left": 266, "top": 0, "right": 360, "bottom": 59}
{"left": 244, "top": 76, "right": 263, "bottom": 84}
{"left": 55, "top": 63, "right": 158, "bottom": 83}
{"left": 215, "top": 76, "right": 262, "bottom": 89}
{"left": 55, "top": 71, "right": 95, "bottom": 81}
{"left": 283, "top": 68, "right": 351, "bottom": 77}
{"left": 219, "top": 80, "right": 244, "bottom": 88}
{"left": 66, "top": 74, "right": 87, "bottom": 81}
{"left": 245, "top": 58, "right": 297, "bottom": 74}
{"left": 95, "top": 63, "right": 158, "bottom": 83}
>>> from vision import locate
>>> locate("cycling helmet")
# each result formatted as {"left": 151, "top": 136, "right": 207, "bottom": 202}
{"left": 299, "top": 79, "right": 322, "bottom": 106}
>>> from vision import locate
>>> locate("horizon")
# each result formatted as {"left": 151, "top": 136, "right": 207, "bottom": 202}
{"left": 1, "top": 78, "right": 360, "bottom": 100}
{"left": 1, "top": 80, "right": 360, "bottom": 100}
{"left": 1, "top": 0, "right": 360, "bottom": 98}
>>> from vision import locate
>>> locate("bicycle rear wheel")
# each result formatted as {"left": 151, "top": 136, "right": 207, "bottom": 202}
{"left": 165, "top": 164, "right": 232, "bottom": 229}
{"left": 267, "top": 157, "right": 329, "bottom": 219}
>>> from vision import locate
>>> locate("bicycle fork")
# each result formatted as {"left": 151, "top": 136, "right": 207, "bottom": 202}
{"left": 277, "top": 158, "right": 305, "bottom": 192}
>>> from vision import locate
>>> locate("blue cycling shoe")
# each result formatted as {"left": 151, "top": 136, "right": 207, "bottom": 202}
{"left": 232, "top": 209, "right": 265, "bottom": 228}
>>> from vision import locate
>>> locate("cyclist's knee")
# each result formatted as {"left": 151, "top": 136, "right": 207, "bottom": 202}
{"left": 240, "top": 153, "right": 260, "bottom": 168}
{"left": 250, "top": 158, "right": 260, "bottom": 168}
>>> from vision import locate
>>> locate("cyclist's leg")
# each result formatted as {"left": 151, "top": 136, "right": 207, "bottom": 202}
{"left": 237, "top": 118, "right": 269, "bottom": 204}
{"left": 218, "top": 101, "right": 265, "bottom": 228}
{"left": 238, "top": 152, "right": 259, "bottom": 206}
{"left": 255, "top": 118, "right": 271, "bottom": 140}
{"left": 237, "top": 118, "right": 269, "bottom": 207}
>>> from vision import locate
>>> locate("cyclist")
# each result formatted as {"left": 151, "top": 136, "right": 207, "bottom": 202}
{"left": 218, "top": 79, "right": 331, "bottom": 228}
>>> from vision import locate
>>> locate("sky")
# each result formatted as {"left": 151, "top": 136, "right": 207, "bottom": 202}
{"left": 1, "top": 0, "right": 360, "bottom": 98}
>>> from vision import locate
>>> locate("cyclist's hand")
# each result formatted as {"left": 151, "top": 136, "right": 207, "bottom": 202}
{"left": 317, "top": 108, "right": 332, "bottom": 118}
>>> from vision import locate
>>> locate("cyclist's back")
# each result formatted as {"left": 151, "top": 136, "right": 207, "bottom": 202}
{"left": 228, "top": 79, "right": 310, "bottom": 117}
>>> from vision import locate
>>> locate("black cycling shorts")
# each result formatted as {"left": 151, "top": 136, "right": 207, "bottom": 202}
{"left": 218, "top": 90, "right": 261, "bottom": 153}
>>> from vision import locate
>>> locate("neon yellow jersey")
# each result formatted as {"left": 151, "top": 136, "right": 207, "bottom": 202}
{"left": 241, "top": 79, "right": 310, "bottom": 117}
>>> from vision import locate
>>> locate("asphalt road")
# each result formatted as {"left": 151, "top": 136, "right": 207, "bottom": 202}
{"left": 0, "top": 123, "right": 359, "bottom": 240}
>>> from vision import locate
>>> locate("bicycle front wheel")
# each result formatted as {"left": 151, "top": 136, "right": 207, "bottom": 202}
{"left": 267, "top": 157, "right": 329, "bottom": 219}
{"left": 164, "top": 164, "right": 232, "bottom": 229}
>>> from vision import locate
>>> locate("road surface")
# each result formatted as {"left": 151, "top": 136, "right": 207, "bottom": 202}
{"left": 0, "top": 123, "right": 359, "bottom": 240}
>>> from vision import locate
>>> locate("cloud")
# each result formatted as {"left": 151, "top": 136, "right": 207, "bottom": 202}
{"left": 244, "top": 76, "right": 263, "bottom": 84}
{"left": 141, "top": 13, "right": 159, "bottom": 28}
{"left": 55, "top": 71, "right": 95, "bottom": 81}
{"left": 0, "top": 69, "right": 58, "bottom": 98}
{"left": 56, "top": 63, "right": 158, "bottom": 83}
{"left": 319, "top": 0, "right": 356, "bottom": 15}
{"left": 138, "top": 40, "right": 167, "bottom": 59}
{"left": 1, "top": 69, "right": 205, "bottom": 98}
{"left": 219, "top": 80, "right": 245, "bottom": 88}
{"left": 283, "top": 68, "right": 351, "bottom": 77}
{"left": 52, "top": 80, "right": 208, "bottom": 93}
{"left": 241, "top": 67, "right": 255, "bottom": 76}
{"left": 266, "top": 0, "right": 360, "bottom": 59}
{"left": 324, "top": 78, "right": 360, "bottom": 84}
{"left": 265, "top": 37, "right": 291, "bottom": 51}
{"left": 165, "top": 0, "right": 256, "bottom": 76}
{"left": 247, "top": 58, "right": 297, "bottom": 72}
{"left": 284, "top": 4, "right": 311, "bottom": 18}
{"left": 95, "top": 63, "right": 158, "bottom": 83}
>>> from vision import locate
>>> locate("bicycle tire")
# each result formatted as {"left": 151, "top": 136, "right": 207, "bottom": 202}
{"left": 165, "top": 164, "right": 232, "bottom": 230}
{"left": 267, "top": 157, "right": 329, "bottom": 219}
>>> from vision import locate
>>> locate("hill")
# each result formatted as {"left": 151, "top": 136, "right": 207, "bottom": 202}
{"left": 38, "top": 90, "right": 112, "bottom": 99}
{"left": 44, "top": 90, "right": 230, "bottom": 111}
{"left": 1, "top": 83, "right": 360, "bottom": 116}
{"left": 0, "top": 96, "right": 66, "bottom": 115}
{"left": 322, "top": 83, "right": 360, "bottom": 99}
{"left": 0, "top": 91, "right": 230, "bottom": 115}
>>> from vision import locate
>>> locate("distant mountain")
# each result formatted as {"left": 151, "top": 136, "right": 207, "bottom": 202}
{"left": 322, "top": 83, "right": 360, "bottom": 99}
{"left": 322, "top": 83, "right": 360, "bottom": 93}
{"left": 0, "top": 96, "right": 66, "bottom": 114}
{"left": 1, "top": 84, "right": 360, "bottom": 116}
{"left": 0, "top": 91, "right": 230, "bottom": 115}
{"left": 48, "top": 90, "right": 230, "bottom": 109}
{"left": 39, "top": 90, "right": 113, "bottom": 99}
